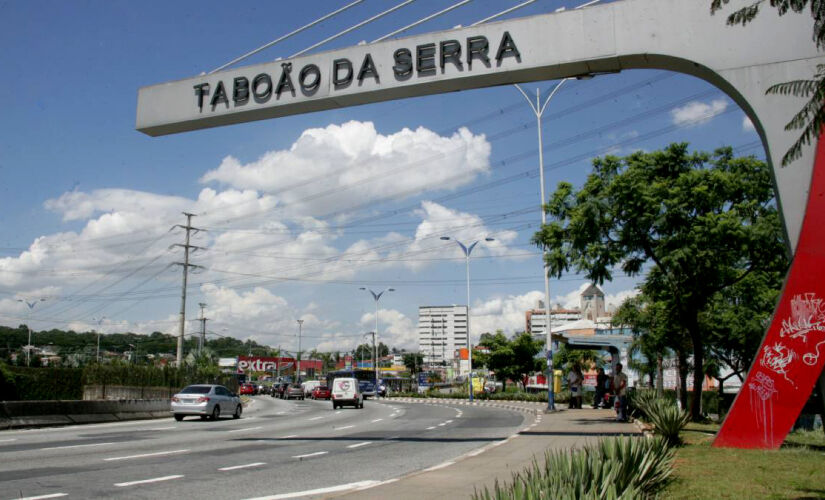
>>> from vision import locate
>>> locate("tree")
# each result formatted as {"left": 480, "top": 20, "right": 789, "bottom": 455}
{"left": 711, "top": 0, "right": 825, "bottom": 165}
{"left": 479, "top": 332, "right": 543, "bottom": 389}
{"left": 532, "top": 144, "right": 787, "bottom": 420}
{"left": 402, "top": 352, "right": 424, "bottom": 375}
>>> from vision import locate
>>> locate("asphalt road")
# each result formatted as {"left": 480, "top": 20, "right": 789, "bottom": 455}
{"left": 0, "top": 396, "right": 527, "bottom": 499}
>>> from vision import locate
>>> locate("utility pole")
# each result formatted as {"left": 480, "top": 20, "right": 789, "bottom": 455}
{"left": 93, "top": 315, "right": 106, "bottom": 364}
{"left": 296, "top": 319, "right": 304, "bottom": 383}
{"left": 172, "top": 213, "right": 204, "bottom": 367}
{"left": 198, "top": 302, "right": 208, "bottom": 355}
{"left": 17, "top": 298, "right": 46, "bottom": 367}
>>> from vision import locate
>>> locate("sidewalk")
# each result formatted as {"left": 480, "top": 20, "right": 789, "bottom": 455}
{"left": 331, "top": 402, "right": 639, "bottom": 500}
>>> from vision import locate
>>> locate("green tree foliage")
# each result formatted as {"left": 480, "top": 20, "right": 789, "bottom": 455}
{"left": 711, "top": 0, "right": 825, "bottom": 165}
{"left": 478, "top": 331, "right": 543, "bottom": 388}
{"left": 532, "top": 144, "right": 787, "bottom": 420}
{"left": 353, "top": 342, "right": 389, "bottom": 362}
{"left": 552, "top": 343, "right": 605, "bottom": 372}
{"left": 403, "top": 352, "right": 424, "bottom": 374}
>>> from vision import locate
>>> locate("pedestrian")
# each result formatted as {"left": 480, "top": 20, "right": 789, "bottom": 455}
{"left": 567, "top": 363, "right": 583, "bottom": 409}
{"left": 593, "top": 367, "right": 608, "bottom": 409}
{"left": 611, "top": 362, "right": 628, "bottom": 422}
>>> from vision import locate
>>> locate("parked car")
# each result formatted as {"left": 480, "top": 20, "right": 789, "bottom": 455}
{"left": 332, "top": 377, "right": 363, "bottom": 409}
{"left": 239, "top": 383, "right": 255, "bottom": 395}
{"left": 171, "top": 384, "right": 242, "bottom": 421}
{"left": 284, "top": 384, "right": 305, "bottom": 400}
{"left": 311, "top": 385, "right": 331, "bottom": 400}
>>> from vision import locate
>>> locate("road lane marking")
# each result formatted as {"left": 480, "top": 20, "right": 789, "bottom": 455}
{"left": 423, "top": 461, "right": 455, "bottom": 472}
{"left": 218, "top": 462, "right": 266, "bottom": 471}
{"left": 426, "top": 426, "right": 436, "bottom": 430}
{"left": 292, "top": 451, "right": 328, "bottom": 459}
{"left": 0, "top": 438, "right": 17, "bottom": 443}
{"left": 228, "top": 426, "right": 263, "bottom": 433}
{"left": 114, "top": 475, "right": 184, "bottom": 487}
{"left": 370, "top": 418, "right": 383, "bottom": 423}
{"left": 104, "top": 449, "right": 189, "bottom": 461}
{"left": 347, "top": 441, "right": 372, "bottom": 449}
{"left": 308, "top": 416, "right": 324, "bottom": 421}
{"left": 40, "top": 442, "right": 115, "bottom": 451}
{"left": 242, "top": 480, "right": 380, "bottom": 500}
{"left": 446, "top": 420, "right": 453, "bottom": 423}
{"left": 13, "top": 494, "right": 67, "bottom": 500}
{"left": 148, "top": 426, "right": 176, "bottom": 431}
{"left": 335, "top": 425, "right": 355, "bottom": 430}
{"left": 438, "top": 423, "right": 446, "bottom": 426}
{"left": 281, "top": 434, "right": 298, "bottom": 439}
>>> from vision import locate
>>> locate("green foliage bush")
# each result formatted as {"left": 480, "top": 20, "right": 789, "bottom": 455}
{"left": 635, "top": 397, "right": 691, "bottom": 447}
{"left": 0, "top": 364, "right": 83, "bottom": 401}
{"left": 473, "top": 436, "right": 674, "bottom": 500}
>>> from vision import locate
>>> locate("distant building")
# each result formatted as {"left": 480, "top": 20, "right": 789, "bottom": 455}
{"left": 418, "top": 305, "right": 468, "bottom": 366}
{"left": 526, "top": 302, "right": 581, "bottom": 339}
{"left": 580, "top": 283, "right": 606, "bottom": 321}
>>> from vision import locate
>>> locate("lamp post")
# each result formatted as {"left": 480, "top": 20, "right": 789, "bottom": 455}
{"left": 513, "top": 79, "right": 572, "bottom": 412}
{"left": 359, "top": 287, "right": 394, "bottom": 394}
{"left": 440, "top": 236, "right": 494, "bottom": 402}
{"left": 17, "top": 298, "right": 46, "bottom": 367}
{"left": 296, "top": 319, "right": 304, "bottom": 383}
{"left": 93, "top": 315, "right": 106, "bottom": 364}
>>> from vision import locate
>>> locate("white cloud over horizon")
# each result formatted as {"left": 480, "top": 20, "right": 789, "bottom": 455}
{"left": 671, "top": 99, "right": 728, "bottom": 126}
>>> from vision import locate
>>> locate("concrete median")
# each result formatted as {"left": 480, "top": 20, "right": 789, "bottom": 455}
{"left": 0, "top": 399, "right": 171, "bottom": 430}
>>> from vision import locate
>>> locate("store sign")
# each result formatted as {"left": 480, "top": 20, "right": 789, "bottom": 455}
{"left": 237, "top": 356, "right": 294, "bottom": 373}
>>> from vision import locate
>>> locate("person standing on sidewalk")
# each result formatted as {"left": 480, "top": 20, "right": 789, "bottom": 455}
{"left": 593, "top": 367, "right": 608, "bottom": 408}
{"left": 567, "top": 363, "right": 583, "bottom": 409}
{"left": 611, "top": 363, "right": 628, "bottom": 421}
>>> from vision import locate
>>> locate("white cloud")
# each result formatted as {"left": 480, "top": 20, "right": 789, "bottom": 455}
{"left": 742, "top": 116, "right": 756, "bottom": 132}
{"left": 670, "top": 99, "right": 728, "bottom": 126}
{"left": 360, "top": 308, "right": 417, "bottom": 349}
{"left": 199, "top": 121, "right": 491, "bottom": 218}
{"left": 472, "top": 290, "right": 546, "bottom": 335}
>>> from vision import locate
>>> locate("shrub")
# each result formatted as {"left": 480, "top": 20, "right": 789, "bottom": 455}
{"left": 0, "top": 364, "right": 83, "bottom": 401}
{"left": 473, "top": 436, "right": 674, "bottom": 500}
{"left": 636, "top": 398, "right": 691, "bottom": 447}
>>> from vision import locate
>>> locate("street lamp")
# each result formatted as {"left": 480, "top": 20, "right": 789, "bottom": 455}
{"left": 17, "top": 298, "right": 46, "bottom": 367}
{"left": 513, "top": 78, "right": 574, "bottom": 413}
{"left": 359, "top": 287, "right": 394, "bottom": 394}
{"left": 93, "top": 315, "right": 106, "bottom": 364}
{"left": 296, "top": 319, "right": 304, "bottom": 383}
{"left": 440, "top": 236, "right": 494, "bottom": 402}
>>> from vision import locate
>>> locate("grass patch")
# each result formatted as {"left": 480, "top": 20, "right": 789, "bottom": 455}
{"left": 662, "top": 426, "right": 825, "bottom": 499}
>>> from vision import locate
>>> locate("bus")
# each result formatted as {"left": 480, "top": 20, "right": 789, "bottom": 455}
{"left": 326, "top": 369, "right": 376, "bottom": 398}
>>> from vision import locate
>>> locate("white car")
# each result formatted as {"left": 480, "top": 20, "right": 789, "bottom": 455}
{"left": 331, "top": 377, "right": 363, "bottom": 409}
{"left": 171, "top": 384, "right": 242, "bottom": 421}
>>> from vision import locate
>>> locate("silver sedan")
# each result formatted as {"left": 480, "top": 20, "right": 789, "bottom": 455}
{"left": 171, "top": 384, "right": 242, "bottom": 421}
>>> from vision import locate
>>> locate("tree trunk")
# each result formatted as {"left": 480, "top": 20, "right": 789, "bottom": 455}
{"left": 656, "top": 354, "right": 664, "bottom": 398}
{"left": 689, "top": 322, "right": 704, "bottom": 422}
{"left": 676, "top": 350, "right": 689, "bottom": 410}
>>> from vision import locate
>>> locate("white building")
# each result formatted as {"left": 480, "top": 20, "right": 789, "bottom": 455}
{"left": 526, "top": 301, "right": 582, "bottom": 340}
{"left": 418, "top": 305, "right": 468, "bottom": 365}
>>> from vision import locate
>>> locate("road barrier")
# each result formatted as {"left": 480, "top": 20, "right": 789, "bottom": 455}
{"left": 0, "top": 399, "right": 170, "bottom": 429}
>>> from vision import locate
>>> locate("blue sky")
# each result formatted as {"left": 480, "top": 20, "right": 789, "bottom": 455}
{"left": 0, "top": 0, "right": 762, "bottom": 353}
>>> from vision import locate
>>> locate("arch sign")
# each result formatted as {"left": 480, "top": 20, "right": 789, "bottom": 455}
{"left": 137, "top": 0, "right": 824, "bottom": 449}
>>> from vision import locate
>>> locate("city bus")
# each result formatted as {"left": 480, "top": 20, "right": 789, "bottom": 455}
{"left": 326, "top": 369, "right": 376, "bottom": 398}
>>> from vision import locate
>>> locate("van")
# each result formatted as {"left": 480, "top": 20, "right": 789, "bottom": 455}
{"left": 331, "top": 377, "right": 363, "bottom": 409}
{"left": 302, "top": 380, "right": 322, "bottom": 397}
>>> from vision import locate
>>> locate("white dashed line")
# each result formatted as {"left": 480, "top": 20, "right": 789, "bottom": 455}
{"left": 445, "top": 420, "right": 453, "bottom": 423}
{"left": 347, "top": 441, "right": 372, "bottom": 449}
{"left": 148, "top": 426, "right": 176, "bottom": 431}
{"left": 293, "top": 451, "right": 328, "bottom": 459}
{"left": 423, "top": 461, "right": 455, "bottom": 472}
{"left": 309, "top": 416, "right": 324, "bottom": 421}
{"left": 14, "top": 494, "right": 67, "bottom": 500}
{"left": 281, "top": 435, "right": 298, "bottom": 439}
{"left": 104, "top": 449, "right": 189, "bottom": 461}
{"left": 114, "top": 475, "right": 184, "bottom": 487}
{"left": 335, "top": 425, "right": 355, "bottom": 430}
{"left": 370, "top": 418, "right": 383, "bottom": 423}
{"left": 242, "top": 480, "right": 380, "bottom": 500}
{"left": 0, "top": 438, "right": 17, "bottom": 443}
{"left": 426, "top": 426, "right": 436, "bottom": 430}
{"left": 228, "top": 426, "right": 263, "bottom": 433}
{"left": 40, "top": 442, "right": 115, "bottom": 451}
{"left": 218, "top": 462, "right": 266, "bottom": 471}
{"left": 438, "top": 423, "right": 446, "bottom": 426}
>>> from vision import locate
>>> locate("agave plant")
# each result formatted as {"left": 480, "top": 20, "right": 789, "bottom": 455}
{"left": 472, "top": 436, "right": 674, "bottom": 500}
{"left": 638, "top": 398, "right": 691, "bottom": 447}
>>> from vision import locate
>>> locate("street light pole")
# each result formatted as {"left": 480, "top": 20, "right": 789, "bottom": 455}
{"left": 440, "top": 236, "right": 494, "bottom": 402}
{"left": 513, "top": 79, "right": 571, "bottom": 412}
{"left": 296, "top": 319, "right": 304, "bottom": 383}
{"left": 359, "top": 287, "right": 394, "bottom": 394}
{"left": 93, "top": 315, "right": 106, "bottom": 364}
{"left": 17, "top": 298, "right": 46, "bottom": 367}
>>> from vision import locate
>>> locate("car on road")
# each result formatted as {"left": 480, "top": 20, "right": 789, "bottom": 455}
{"left": 171, "top": 384, "right": 242, "bottom": 421}
{"left": 311, "top": 385, "right": 331, "bottom": 400}
{"left": 271, "top": 382, "right": 287, "bottom": 398}
{"left": 284, "top": 384, "right": 305, "bottom": 400}
{"left": 239, "top": 383, "right": 255, "bottom": 395}
{"left": 332, "top": 377, "right": 363, "bottom": 409}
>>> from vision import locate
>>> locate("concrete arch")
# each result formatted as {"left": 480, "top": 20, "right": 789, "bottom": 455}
{"left": 137, "top": 0, "right": 825, "bottom": 448}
